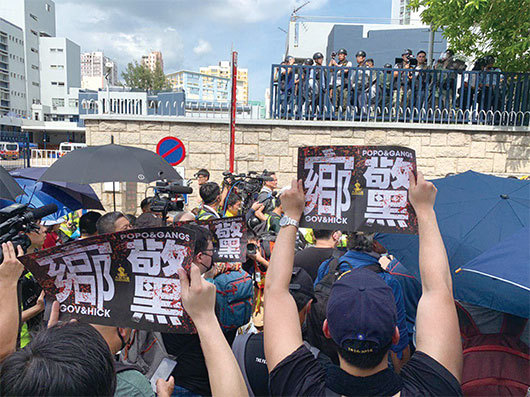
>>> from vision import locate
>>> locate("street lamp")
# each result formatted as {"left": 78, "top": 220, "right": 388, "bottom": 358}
{"left": 104, "top": 62, "right": 114, "bottom": 114}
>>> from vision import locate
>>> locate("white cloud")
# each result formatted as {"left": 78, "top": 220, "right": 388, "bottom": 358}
{"left": 205, "top": 0, "right": 329, "bottom": 24}
{"left": 193, "top": 39, "right": 213, "bottom": 56}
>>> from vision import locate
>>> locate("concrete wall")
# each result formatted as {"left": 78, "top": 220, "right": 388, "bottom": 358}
{"left": 83, "top": 115, "right": 530, "bottom": 213}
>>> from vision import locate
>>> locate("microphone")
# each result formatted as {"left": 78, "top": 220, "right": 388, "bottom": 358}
{"left": 167, "top": 185, "right": 193, "bottom": 195}
{"left": 28, "top": 204, "right": 59, "bottom": 221}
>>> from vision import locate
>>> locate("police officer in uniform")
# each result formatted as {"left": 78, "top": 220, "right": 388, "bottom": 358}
{"left": 308, "top": 52, "right": 327, "bottom": 118}
{"left": 329, "top": 48, "right": 352, "bottom": 118}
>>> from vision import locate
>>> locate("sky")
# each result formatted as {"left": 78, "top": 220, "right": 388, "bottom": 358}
{"left": 55, "top": 0, "right": 393, "bottom": 101}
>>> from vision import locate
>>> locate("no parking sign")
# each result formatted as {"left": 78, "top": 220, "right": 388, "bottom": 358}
{"left": 156, "top": 137, "right": 186, "bottom": 166}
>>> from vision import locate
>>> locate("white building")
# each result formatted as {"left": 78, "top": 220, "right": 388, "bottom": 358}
{"left": 0, "top": 18, "right": 26, "bottom": 117}
{"left": 81, "top": 51, "right": 118, "bottom": 90}
{"left": 38, "top": 37, "right": 80, "bottom": 121}
{"left": 391, "top": 0, "right": 424, "bottom": 25}
{"left": 0, "top": 0, "right": 56, "bottom": 112}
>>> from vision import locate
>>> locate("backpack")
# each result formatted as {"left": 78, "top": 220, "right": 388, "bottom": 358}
{"left": 456, "top": 302, "right": 530, "bottom": 396}
{"left": 213, "top": 269, "right": 253, "bottom": 331}
{"left": 119, "top": 330, "right": 174, "bottom": 379}
{"left": 304, "top": 256, "right": 384, "bottom": 363}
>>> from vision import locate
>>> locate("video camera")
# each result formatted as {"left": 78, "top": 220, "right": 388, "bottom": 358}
{"left": 0, "top": 203, "right": 58, "bottom": 262}
{"left": 148, "top": 181, "right": 193, "bottom": 219}
{"left": 222, "top": 170, "right": 275, "bottom": 214}
{"left": 395, "top": 55, "right": 418, "bottom": 68}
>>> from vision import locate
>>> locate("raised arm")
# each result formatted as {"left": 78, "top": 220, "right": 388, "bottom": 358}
{"left": 177, "top": 265, "right": 246, "bottom": 397}
{"left": 409, "top": 171, "right": 463, "bottom": 381}
{"left": 263, "top": 179, "right": 305, "bottom": 372}
{"left": 0, "top": 242, "right": 25, "bottom": 362}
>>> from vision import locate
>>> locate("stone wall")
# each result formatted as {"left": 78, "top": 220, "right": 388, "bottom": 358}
{"left": 83, "top": 116, "right": 530, "bottom": 213}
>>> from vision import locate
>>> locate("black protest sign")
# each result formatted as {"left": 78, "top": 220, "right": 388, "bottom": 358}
{"left": 176, "top": 216, "right": 247, "bottom": 262}
{"left": 19, "top": 227, "right": 197, "bottom": 333}
{"left": 297, "top": 146, "right": 418, "bottom": 234}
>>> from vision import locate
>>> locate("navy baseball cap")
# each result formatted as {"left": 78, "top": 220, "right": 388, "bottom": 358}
{"left": 326, "top": 268, "right": 397, "bottom": 354}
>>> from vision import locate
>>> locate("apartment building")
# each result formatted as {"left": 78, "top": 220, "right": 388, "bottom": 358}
{"left": 81, "top": 51, "right": 118, "bottom": 90}
{"left": 0, "top": 18, "right": 27, "bottom": 116}
{"left": 200, "top": 61, "right": 248, "bottom": 103}
{"left": 141, "top": 50, "right": 163, "bottom": 73}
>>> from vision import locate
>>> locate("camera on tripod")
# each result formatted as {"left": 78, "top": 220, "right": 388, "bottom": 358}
{"left": 147, "top": 181, "right": 193, "bottom": 219}
{"left": 0, "top": 203, "right": 58, "bottom": 262}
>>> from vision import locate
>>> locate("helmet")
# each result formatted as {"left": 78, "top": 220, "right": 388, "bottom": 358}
{"left": 484, "top": 55, "right": 495, "bottom": 66}
{"left": 337, "top": 48, "right": 347, "bottom": 55}
{"left": 356, "top": 50, "right": 366, "bottom": 57}
{"left": 383, "top": 63, "right": 393, "bottom": 69}
{"left": 312, "top": 52, "right": 324, "bottom": 60}
{"left": 402, "top": 48, "right": 412, "bottom": 56}
{"left": 304, "top": 58, "right": 314, "bottom": 65}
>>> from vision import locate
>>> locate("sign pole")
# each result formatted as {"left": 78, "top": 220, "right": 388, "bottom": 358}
{"left": 229, "top": 51, "right": 238, "bottom": 173}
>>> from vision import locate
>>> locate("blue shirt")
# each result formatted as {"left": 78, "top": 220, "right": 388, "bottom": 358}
{"left": 315, "top": 250, "right": 410, "bottom": 355}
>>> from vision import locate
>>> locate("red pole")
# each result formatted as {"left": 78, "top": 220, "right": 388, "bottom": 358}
{"left": 229, "top": 51, "right": 238, "bottom": 173}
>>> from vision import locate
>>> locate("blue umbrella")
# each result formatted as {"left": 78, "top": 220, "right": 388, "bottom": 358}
{"left": 377, "top": 171, "right": 530, "bottom": 279}
{"left": 10, "top": 167, "right": 103, "bottom": 210}
{"left": 4, "top": 178, "right": 84, "bottom": 222}
{"left": 454, "top": 227, "right": 530, "bottom": 318}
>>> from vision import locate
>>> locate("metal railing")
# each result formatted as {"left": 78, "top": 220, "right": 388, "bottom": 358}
{"left": 269, "top": 65, "right": 530, "bottom": 126}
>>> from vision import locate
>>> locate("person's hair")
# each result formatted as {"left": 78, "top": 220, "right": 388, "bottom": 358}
{"left": 336, "top": 341, "right": 392, "bottom": 369}
{"left": 197, "top": 168, "right": 210, "bottom": 178}
{"left": 0, "top": 322, "right": 116, "bottom": 396}
{"left": 313, "top": 229, "right": 335, "bottom": 240}
{"left": 199, "top": 182, "right": 220, "bottom": 205}
{"left": 183, "top": 224, "right": 213, "bottom": 256}
{"left": 124, "top": 214, "right": 136, "bottom": 227}
{"left": 346, "top": 232, "right": 374, "bottom": 252}
{"left": 135, "top": 212, "right": 164, "bottom": 228}
{"left": 96, "top": 211, "right": 125, "bottom": 235}
{"left": 79, "top": 211, "right": 102, "bottom": 235}
{"left": 365, "top": 58, "right": 374, "bottom": 65}
{"left": 417, "top": 50, "right": 426, "bottom": 56}
{"left": 140, "top": 197, "right": 153, "bottom": 211}
{"left": 227, "top": 193, "right": 241, "bottom": 209}
{"left": 274, "top": 193, "right": 282, "bottom": 209}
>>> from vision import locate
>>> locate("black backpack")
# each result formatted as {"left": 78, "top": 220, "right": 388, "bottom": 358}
{"left": 303, "top": 256, "right": 384, "bottom": 364}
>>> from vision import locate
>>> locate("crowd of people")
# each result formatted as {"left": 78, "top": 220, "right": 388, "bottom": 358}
{"left": 0, "top": 165, "right": 525, "bottom": 396}
{"left": 274, "top": 48, "right": 505, "bottom": 120}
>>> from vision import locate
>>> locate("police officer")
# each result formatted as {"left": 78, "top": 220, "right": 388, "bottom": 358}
{"left": 308, "top": 52, "right": 326, "bottom": 118}
{"left": 329, "top": 48, "right": 352, "bottom": 118}
{"left": 355, "top": 50, "right": 367, "bottom": 67}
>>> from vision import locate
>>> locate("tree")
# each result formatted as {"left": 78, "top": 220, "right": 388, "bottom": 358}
{"left": 121, "top": 60, "right": 170, "bottom": 91}
{"left": 409, "top": 0, "right": 530, "bottom": 72}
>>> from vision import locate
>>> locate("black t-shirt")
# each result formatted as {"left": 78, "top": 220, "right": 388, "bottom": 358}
{"left": 269, "top": 345, "right": 462, "bottom": 396}
{"left": 294, "top": 247, "right": 338, "bottom": 281}
{"left": 243, "top": 333, "right": 270, "bottom": 396}
{"left": 162, "top": 330, "right": 236, "bottom": 396}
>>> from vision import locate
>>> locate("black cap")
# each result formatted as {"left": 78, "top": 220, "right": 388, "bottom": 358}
{"left": 356, "top": 50, "right": 366, "bottom": 57}
{"left": 313, "top": 52, "right": 324, "bottom": 60}
{"left": 383, "top": 63, "right": 393, "bottom": 69}
{"left": 289, "top": 267, "right": 317, "bottom": 304}
{"left": 337, "top": 48, "right": 347, "bottom": 55}
{"left": 402, "top": 49, "right": 412, "bottom": 56}
{"left": 304, "top": 58, "right": 314, "bottom": 65}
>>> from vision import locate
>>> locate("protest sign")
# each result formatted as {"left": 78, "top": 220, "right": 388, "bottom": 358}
{"left": 176, "top": 216, "right": 247, "bottom": 262}
{"left": 19, "top": 226, "right": 197, "bottom": 333}
{"left": 298, "top": 146, "right": 418, "bottom": 234}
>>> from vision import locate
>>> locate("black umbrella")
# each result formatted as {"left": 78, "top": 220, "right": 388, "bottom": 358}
{"left": 0, "top": 165, "right": 25, "bottom": 201}
{"left": 39, "top": 143, "right": 182, "bottom": 210}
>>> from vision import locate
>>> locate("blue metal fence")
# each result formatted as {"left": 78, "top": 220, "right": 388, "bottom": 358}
{"left": 270, "top": 65, "right": 530, "bottom": 126}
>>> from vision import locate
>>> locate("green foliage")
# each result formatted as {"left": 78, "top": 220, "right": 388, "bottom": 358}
{"left": 121, "top": 60, "right": 170, "bottom": 91}
{"left": 409, "top": 0, "right": 530, "bottom": 72}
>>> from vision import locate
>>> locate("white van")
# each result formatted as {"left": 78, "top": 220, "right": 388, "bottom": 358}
{"left": 59, "top": 142, "right": 87, "bottom": 154}
{"left": 0, "top": 142, "right": 19, "bottom": 160}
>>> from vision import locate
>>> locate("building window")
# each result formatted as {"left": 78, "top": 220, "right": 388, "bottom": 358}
{"left": 58, "top": 82, "right": 65, "bottom": 86}
{"left": 31, "top": 29, "right": 38, "bottom": 36}
{"left": 52, "top": 98, "right": 65, "bottom": 107}
{"left": 51, "top": 81, "right": 58, "bottom": 85}
{"left": 68, "top": 98, "right": 78, "bottom": 107}
{"left": 30, "top": 13, "right": 38, "bottom": 22}
{"left": 32, "top": 82, "right": 39, "bottom": 87}
{"left": 45, "top": 3, "right": 51, "bottom": 12}
{"left": 31, "top": 47, "right": 38, "bottom": 54}
{"left": 31, "top": 64, "right": 39, "bottom": 70}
